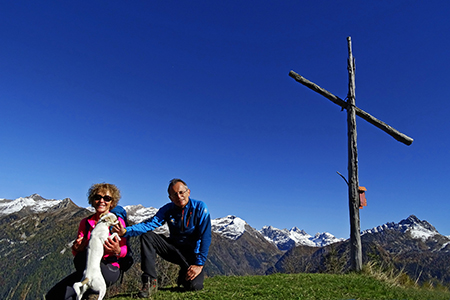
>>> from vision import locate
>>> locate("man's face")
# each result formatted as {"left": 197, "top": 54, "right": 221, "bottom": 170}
{"left": 169, "top": 182, "right": 190, "bottom": 208}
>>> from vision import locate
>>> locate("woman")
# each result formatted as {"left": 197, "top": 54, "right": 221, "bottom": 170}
{"left": 46, "top": 183, "right": 128, "bottom": 300}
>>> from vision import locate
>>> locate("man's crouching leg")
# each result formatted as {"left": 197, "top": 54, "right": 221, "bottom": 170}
{"left": 178, "top": 267, "right": 205, "bottom": 291}
{"left": 139, "top": 232, "right": 161, "bottom": 298}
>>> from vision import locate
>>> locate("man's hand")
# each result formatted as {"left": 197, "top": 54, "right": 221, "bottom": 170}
{"left": 71, "top": 234, "right": 88, "bottom": 252}
{"left": 186, "top": 265, "right": 203, "bottom": 281}
{"left": 104, "top": 234, "right": 121, "bottom": 256}
{"left": 112, "top": 221, "right": 127, "bottom": 237}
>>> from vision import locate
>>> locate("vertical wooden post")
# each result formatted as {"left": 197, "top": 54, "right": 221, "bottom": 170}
{"left": 346, "top": 36, "right": 362, "bottom": 272}
{"left": 289, "top": 37, "right": 412, "bottom": 272}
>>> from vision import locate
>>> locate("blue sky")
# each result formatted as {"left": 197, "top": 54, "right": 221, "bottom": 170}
{"left": 1, "top": 1, "right": 449, "bottom": 239}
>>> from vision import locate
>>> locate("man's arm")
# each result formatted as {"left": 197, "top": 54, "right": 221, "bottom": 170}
{"left": 194, "top": 202, "right": 212, "bottom": 266}
{"left": 112, "top": 203, "right": 170, "bottom": 237}
{"left": 185, "top": 201, "right": 211, "bottom": 281}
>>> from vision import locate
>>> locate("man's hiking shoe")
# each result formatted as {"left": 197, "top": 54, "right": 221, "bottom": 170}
{"left": 138, "top": 279, "right": 158, "bottom": 298}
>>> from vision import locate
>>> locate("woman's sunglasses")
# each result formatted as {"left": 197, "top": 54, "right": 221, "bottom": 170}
{"left": 93, "top": 194, "right": 113, "bottom": 202}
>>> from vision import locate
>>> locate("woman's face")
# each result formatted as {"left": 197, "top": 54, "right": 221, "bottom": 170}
{"left": 92, "top": 189, "right": 112, "bottom": 215}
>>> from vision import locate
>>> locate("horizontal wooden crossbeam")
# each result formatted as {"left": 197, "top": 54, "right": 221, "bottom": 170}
{"left": 289, "top": 70, "right": 413, "bottom": 146}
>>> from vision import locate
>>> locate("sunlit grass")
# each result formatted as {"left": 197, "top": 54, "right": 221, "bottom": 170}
{"left": 110, "top": 272, "right": 450, "bottom": 300}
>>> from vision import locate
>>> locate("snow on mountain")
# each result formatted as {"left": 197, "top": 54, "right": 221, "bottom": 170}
{"left": 124, "top": 204, "right": 158, "bottom": 224}
{"left": 311, "top": 232, "right": 346, "bottom": 247}
{"left": 361, "top": 215, "right": 439, "bottom": 241}
{"left": 260, "top": 225, "right": 344, "bottom": 250}
{"left": 4, "top": 195, "right": 440, "bottom": 250}
{"left": 123, "top": 204, "right": 169, "bottom": 235}
{"left": 259, "top": 226, "right": 296, "bottom": 250}
{"left": 211, "top": 215, "right": 247, "bottom": 240}
{"left": 123, "top": 210, "right": 250, "bottom": 240}
{"left": 0, "top": 194, "right": 63, "bottom": 217}
{"left": 0, "top": 195, "right": 342, "bottom": 249}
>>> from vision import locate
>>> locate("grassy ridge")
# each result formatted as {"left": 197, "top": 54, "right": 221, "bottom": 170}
{"left": 110, "top": 273, "right": 450, "bottom": 300}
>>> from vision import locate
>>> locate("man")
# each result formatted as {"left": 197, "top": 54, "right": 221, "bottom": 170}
{"left": 113, "top": 178, "right": 211, "bottom": 298}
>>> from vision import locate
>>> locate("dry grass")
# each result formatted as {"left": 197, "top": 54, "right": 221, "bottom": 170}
{"left": 362, "top": 260, "right": 419, "bottom": 288}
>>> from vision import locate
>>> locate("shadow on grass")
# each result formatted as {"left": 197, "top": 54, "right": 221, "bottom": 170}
{"left": 108, "top": 293, "right": 135, "bottom": 298}
{"left": 159, "top": 286, "right": 186, "bottom": 293}
{"left": 108, "top": 286, "right": 187, "bottom": 298}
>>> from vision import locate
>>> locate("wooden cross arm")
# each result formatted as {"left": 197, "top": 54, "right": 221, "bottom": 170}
{"left": 289, "top": 70, "right": 413, "bottom": 146}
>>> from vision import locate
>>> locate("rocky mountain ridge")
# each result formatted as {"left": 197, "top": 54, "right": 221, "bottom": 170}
{"left": 361, "top": 214, "right": 440, "bottom": 241}
{"left": 0, "top": 194, "right": 343, "bottom": 250}
{"left": 2, "top": 194, "right": 448, "bottom": 252}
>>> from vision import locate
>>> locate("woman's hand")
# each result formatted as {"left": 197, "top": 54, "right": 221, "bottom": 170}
{"left": 112, "top": 221, "right": 127, "bottom": 237}
{"left": 104, "top": 234, "right": 121, "bottom": 256}
{"left": 72, "top": 234, "right": 87, "bottom": 252}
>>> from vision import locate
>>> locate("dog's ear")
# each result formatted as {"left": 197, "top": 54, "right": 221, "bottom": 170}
{"left": 99, "top": 212, "right": 107, "bottom": 219}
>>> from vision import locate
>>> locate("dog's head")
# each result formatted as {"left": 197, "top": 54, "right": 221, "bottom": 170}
{"left": 98, "top": 212, "right": 119, "bottom": 226}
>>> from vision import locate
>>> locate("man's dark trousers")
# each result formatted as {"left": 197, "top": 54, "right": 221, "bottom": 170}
{"left": 140, "top": 231, "right": 205, "bottom": 291}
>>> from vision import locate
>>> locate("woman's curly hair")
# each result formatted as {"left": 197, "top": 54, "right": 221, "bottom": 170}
{"left": 87, "top": 183, "right": 121, "bottom": 209}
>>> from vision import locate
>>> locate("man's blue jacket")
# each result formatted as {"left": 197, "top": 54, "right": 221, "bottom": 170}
{"left": 124, "top": 198, "right": 212, "bottom": 266}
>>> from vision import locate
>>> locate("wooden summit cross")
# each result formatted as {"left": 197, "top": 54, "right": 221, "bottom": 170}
{"left": 289, "top": 37, "right": 413, "bottom": 272}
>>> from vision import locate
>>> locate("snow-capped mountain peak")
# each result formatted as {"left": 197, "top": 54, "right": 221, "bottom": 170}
{"left": 123, "top": 204, "right": 158, "bottom": 224}
{"left": 211, "top": 215, "right": 247, "bottom": 240}
{"left": 260, "top": 226, "right": 296, "bottom": 250}
{"left": 0, "top": 194, "right": 63, "bottom": 217}
{"left": 260, "top": 225, "right": 344, "bottom": 250}
{"left": 362, "top": 214, "right": 439, "bottom": 241}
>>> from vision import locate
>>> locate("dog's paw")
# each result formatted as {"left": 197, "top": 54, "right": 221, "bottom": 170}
{"left": 110, "top": 232, "right": 121, "bottom": 241}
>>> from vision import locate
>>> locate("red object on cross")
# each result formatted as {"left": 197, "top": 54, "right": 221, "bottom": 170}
{"left": 358, "top": 186, "right": 367, "bottom": 209}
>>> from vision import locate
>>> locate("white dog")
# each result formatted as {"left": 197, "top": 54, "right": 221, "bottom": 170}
{"left": 73, "top": 212, "right": 121, "bottom": 300}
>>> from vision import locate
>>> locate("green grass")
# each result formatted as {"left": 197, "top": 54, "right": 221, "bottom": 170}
{"left": 109, "top": 273, "right": 450, "bottom": 300}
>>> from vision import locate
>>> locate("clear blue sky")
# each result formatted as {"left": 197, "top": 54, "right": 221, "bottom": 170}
{"left": 1, "top": 1, "right": 449, "bottom": 239}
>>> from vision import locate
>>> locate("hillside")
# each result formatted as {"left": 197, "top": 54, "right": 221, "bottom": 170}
{"left": 1, "top": 195, "right": 450, "bottom": 299}
{"left": 269, "top": 215, "right": 450, "bottom": 284}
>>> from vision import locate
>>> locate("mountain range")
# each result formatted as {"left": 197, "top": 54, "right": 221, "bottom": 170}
{"left": 0, "top": 194, "right": 345, "bottom": 250}
{"left": 1, "top": 194, "right": 450, "bottom": 299}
